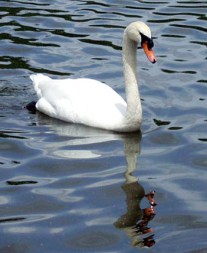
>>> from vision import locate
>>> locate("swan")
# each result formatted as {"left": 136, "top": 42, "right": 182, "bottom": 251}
{"left": 28, "top": 21, "right": 157, "bottom": 132}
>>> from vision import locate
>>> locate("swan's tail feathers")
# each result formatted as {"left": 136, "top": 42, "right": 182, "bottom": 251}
{"left": 30, "top": 73, "right": 51, "bottom": 83}
{"left": 30, "top": 74, "right": 51, "bottom": 98}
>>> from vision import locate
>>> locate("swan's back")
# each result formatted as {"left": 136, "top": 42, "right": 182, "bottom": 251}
{"left": 30, "top": 74, "right": 127, "bottom": 131}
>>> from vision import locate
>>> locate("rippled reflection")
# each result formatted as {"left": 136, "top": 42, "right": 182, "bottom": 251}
{"left": 27, "top": 114, "right": 158, "bottom": 249}
{"left": 114, "top": 133, "right": 157, "bottom": 248}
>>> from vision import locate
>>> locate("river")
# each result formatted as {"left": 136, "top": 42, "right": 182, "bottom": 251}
{"left": 0, "top": 0, "right": 207, "bottom": 252}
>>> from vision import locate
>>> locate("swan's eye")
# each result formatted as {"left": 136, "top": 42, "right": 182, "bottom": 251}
{"left": 140, "top": 33, "right": 154, "bottom": 50}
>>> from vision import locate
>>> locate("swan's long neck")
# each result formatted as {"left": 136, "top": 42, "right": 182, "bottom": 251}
{"left": 122, "top": 31, "right": 142, "bottom": 127}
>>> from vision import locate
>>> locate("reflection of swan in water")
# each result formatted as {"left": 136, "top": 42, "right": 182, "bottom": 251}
{"left": 28, "top": 115, "right": 127, "bottom": 159}
{"left": 29, "top": 115, "right": 157, "bottom": 248}
{"left": 114, "top": 133, "right": 157, "bottom": 248}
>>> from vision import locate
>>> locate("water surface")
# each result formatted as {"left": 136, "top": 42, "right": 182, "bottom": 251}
{"left": 0, "top": 0, "right": 207, "bottom": 252}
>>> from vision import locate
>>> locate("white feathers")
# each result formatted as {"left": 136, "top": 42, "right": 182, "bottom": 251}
{"left": 30, "top": 74, "right": 127, "bottom": 131}
{"left": 30, "top": 21, "right": 154, "bottom": 132}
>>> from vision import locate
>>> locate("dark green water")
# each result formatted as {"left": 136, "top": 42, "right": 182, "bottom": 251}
{"left": 0, "top": 0, "right": 207, "bottom": 252}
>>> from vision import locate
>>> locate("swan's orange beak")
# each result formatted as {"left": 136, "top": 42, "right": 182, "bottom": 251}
{"left": 142, "top": 41, "right": 157, "bottom": 64}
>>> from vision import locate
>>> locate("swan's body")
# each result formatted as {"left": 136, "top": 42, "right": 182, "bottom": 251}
{"left": 29, "top": 21, "right": 156, "bottom": 132}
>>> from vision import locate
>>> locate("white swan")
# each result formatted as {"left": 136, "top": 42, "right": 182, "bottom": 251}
{"left": 29, "top": 21, "right": 157, "bottom": 132}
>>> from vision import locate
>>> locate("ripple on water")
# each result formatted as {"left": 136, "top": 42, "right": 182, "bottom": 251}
{"left": 66, "top": 228, "right": 120, "bottom": 250}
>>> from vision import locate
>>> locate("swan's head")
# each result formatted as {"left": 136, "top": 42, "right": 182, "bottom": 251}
{"left": 125, "top": 21, "right": 157, "bottom": 64}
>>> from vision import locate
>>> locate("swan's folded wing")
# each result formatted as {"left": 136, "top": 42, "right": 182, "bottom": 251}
{"left": 30, "top": 74, "right": 127, "bottom": 130}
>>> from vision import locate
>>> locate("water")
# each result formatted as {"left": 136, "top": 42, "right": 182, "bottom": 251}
{"left": 0, "top": 0, "right": 207, "bottom": 252}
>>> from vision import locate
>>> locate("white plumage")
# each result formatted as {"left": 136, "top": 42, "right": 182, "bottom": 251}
{"left": 30, "top": 21, "right": 156, "bottom": 132}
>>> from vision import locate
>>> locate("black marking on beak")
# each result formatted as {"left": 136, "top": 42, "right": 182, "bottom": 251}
{"left": 140, "top": 33, "right": 154, "bottom": 50}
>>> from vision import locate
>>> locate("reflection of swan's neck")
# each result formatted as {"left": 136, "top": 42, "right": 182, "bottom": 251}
{"left": 124, "top": 133, "right": 141, "bottom": 184}
{"left": 125, "top": 153, "right": 138, "bottom": 184}
{"left": 123, "top": 32, "right": 142, "bottom": 125}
